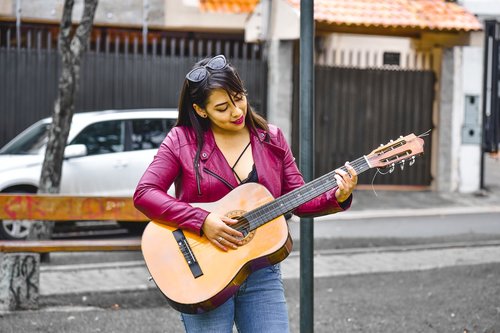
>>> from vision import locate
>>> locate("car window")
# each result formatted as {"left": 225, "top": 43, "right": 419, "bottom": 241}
{"left": 0, "top": 122, "right": 50, "bottom": 155}
{"left": 70, "top": 120, "right": 125, "bottom": 155}
{"left": 130, "top": 119, "right": 175, "bottom": 150}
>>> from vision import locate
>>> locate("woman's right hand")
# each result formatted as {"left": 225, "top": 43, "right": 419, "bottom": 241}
{"left": 202, "top": 213, "right": 244, "bottom": 251}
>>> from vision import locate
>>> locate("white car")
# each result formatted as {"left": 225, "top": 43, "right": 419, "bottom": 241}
{"left": 0, "top": 109, "right": 178, "bottom": 240}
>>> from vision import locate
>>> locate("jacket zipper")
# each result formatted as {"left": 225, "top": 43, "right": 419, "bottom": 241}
{"left": 203, "top": 167, "right": 235, "bottom": 191}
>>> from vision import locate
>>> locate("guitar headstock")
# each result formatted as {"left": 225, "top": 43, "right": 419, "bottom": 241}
{"left": 366, "top": 134, "right": 425, "bottom": 170}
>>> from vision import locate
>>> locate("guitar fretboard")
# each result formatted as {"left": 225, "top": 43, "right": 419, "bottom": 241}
{"left": 239, "top": 156, "right": 371, "bottom": 232}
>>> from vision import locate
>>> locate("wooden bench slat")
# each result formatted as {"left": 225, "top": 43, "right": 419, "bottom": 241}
{"left": 0, "top": 194, "right": 148, "bottom": 221}
{"left": 0, "top": 238, "right": 141, "bottom": 253}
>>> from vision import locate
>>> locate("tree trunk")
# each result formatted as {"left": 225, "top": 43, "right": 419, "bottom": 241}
{"left": 28, "top": 0, "right": 99, "bottom": 240}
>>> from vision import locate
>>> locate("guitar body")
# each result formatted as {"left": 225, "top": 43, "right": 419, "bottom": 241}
{"left": 141, "top": 182, "right": 293, "bottom": 314}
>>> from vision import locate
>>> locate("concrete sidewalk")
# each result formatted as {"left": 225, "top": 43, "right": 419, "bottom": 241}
{"left": 39, "top": 240, "right": 500, "bottom": 297}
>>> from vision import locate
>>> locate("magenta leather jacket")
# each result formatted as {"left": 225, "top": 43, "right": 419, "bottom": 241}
{"left": 133, "top": 124, "right": 351, "bottom": 235}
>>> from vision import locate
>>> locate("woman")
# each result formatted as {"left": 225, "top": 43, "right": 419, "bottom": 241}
{"left": 134, "top": 54, "right": 358, "bottom": 333}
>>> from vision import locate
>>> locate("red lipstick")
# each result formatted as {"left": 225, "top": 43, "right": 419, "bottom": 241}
{"left": 232, "top": 116, "right": 244, "bottom": 125}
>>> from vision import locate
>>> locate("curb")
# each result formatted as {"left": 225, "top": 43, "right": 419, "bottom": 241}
{"left": 291, "top": 205, "right": 500, "bottom": 222}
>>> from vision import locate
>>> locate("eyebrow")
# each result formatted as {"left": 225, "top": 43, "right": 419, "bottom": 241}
{"left": 214, "top": 101, "right": 228, "bottom": 108}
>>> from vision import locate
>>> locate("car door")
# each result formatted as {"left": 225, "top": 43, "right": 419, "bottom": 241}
{"left": 60, "top": 119, "right": 131, "bottom": 196}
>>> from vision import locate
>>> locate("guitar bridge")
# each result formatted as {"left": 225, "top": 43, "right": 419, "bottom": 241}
{"left": 173, "top": 229, "right": 203, "bottom": 278}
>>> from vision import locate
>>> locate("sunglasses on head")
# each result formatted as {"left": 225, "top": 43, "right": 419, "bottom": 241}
{"left": 185, "top": 55, "right": 228, "bottom": 83}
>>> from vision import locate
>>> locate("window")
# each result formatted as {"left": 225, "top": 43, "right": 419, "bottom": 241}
{"left": 0, "top": 122, "right": 49, "bottom": 155}
{"left": 130, "top": 119, "right": 175, "bottom": 150}
{"left": 383, "top": 52, "right": 400, "bottom": 66}
{"left": 71, "top": 120, "right": 125, "bottom": 155}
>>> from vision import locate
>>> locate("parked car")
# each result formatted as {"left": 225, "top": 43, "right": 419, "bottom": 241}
{"left": 0, "top": 109, "right": 178, "bottom": 240}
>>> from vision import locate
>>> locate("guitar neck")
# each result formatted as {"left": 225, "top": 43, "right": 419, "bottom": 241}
{"left": 243, "top": 156, "right": 371, "bottom": 231}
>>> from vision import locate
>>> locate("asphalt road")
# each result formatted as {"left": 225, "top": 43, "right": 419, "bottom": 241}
{"left": 1, "top": 263, "right": 499, "bottom": 333}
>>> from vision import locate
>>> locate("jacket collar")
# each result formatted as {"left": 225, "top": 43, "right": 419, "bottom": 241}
{"left": 198, "top": 126, "right": 268, "bottom": 163}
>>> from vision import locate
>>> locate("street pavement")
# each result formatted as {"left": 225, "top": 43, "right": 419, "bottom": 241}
{"left": 1, "top": 155, "right": 499, "bottom": 332}
{"left": 39, "top": 241, "right": 500, "bottom": 297}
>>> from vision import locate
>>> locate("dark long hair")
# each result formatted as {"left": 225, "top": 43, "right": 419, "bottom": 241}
{"left": 176, "top": 56, "right": 268, "bottom": 194}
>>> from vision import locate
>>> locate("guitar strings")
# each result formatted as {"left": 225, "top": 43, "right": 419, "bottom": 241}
{"left": 418, "top": 129, "right": 432, "bottom": 138}
{"left": 185, "top": 158, "right": 370, "bottom": 251}
{"left": 238, "top": 157, "right": 368, "bottom": 230}
{"left": 229, "top": 157, "right": 369, "bottom": 233}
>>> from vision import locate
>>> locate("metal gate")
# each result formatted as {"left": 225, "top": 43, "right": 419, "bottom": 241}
{"left": 0, "top": 23, "right": 267, "bottom": 147}
{"left": 292, "top": 65, "right": 434, "bottom": 186}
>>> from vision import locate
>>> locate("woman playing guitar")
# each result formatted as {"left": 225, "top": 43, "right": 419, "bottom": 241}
{"left": 134, "top": 54, "right": 358, "bottom": 333}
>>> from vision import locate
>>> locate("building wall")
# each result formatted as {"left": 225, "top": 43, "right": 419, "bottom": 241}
{"left": 4, "top": 0, "right": 247, "bottom": 31}
{"left": 437, "top": 47, "right": 460, "bottom": 192}
{"left": 459, "top": 46, "right": 483, "bottom": 192}
{"left": 317, "top": 34, "right": 432, "bottom": 70}
{"left": 164, "top": 0, "right": 246, "bottom": 31}
{"left": 267, "top": 39, "right": 294, "bottom": 143}
{"left": 0, "top": 0, "right": 13, "bottom": 16}
{"left": 2, "top": 0, "right": 161, "bottom": 25}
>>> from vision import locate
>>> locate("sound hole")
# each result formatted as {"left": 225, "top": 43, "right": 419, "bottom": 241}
{"left": 226, "top": 210, "right": 255, "bottom": 244}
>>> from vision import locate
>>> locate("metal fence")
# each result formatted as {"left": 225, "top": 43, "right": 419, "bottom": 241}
{"left": 0, "top": 24, "right": 267, "bottom": 147}
{"left": 292, "top": 65, "right": 434, "bottom": 186}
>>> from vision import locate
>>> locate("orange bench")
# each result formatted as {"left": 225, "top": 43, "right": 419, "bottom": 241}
{"left": 0, "top": 194, "right": 146, "bottom": 311}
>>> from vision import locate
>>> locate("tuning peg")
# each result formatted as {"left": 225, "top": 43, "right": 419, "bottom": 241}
{"left": 409, "top": 156, "right": 416, "bottom": 166}
{"left": 400, "top": 159, "right": 405, "bottom": 171}
{"left": 389, "top": 163, "right": 395, "bottom": 173}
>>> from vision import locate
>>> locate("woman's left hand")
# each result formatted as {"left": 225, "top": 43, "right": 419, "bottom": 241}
{"left": 334, "top": 162, "right": 358, "bottom": 203}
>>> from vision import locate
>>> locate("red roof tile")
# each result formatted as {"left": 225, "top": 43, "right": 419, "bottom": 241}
{"left": 200, "top": 0, "right": 259, "bottom": 14}
{"left": 200, "top": 0, "right": 482, "bottom": 32}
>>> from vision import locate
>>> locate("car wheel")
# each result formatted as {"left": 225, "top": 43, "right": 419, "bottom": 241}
{"left": 0, "top": 189, "right": 37, "bottom": 240}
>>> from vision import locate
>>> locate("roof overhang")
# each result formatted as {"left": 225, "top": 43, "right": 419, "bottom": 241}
{"left": 201, "top": 0, "right": 483, "bottom": 42}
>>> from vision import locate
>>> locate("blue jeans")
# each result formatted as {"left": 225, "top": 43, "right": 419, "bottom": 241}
{"left": 181, "top": 264, "right": 289, "bottom": 333}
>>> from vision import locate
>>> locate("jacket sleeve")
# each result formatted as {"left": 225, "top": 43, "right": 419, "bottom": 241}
{"left": 276, "top": 128, "right": 352, "bottom": 217}
{"left": 133, "top": 128, "right": 209, "bottom": 235}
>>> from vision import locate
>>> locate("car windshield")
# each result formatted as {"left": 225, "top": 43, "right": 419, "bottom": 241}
{"left": 0, "top": 122, "right": 50, "bottom": 155}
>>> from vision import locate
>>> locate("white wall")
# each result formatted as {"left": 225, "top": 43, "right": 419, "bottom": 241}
{"left": 7, "top": 0, "right": 248, "bottom": 31}
{"left": 164, "top": 0, "right": 247, "bottom": 31}
{"left": 318, "top": 34, "right": 431, "bottom": 69}
{"left": 0, "top": 0, "right": 13, "bottom": 16}
{"left": 458, "top": 47, "right": 483, "bottom": 192}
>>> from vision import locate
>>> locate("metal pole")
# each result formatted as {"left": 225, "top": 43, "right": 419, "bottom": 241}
{"left": 142, "top": 0, "right": 149, "bottom": 56}
{"left": 16, "top": 0, "right": 22, "bottom": 49}
{"left": 299, "top": 0, "right": 314, "bottom": 332}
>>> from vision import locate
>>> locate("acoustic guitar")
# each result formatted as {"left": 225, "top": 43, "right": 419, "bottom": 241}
{"left": 141, "top": 133, "right": 425, "bottom": 314}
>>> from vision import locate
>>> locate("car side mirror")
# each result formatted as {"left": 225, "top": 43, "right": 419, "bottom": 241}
{"left": 64, "top": 144, "right": 88, "bottom": 159}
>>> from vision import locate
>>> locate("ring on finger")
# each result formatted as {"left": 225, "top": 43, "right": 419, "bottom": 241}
{"left": 218, "top": 236, "right": 224, "bottom": 242}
